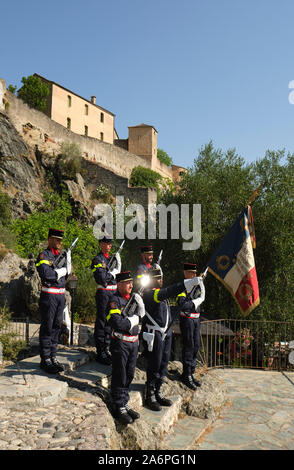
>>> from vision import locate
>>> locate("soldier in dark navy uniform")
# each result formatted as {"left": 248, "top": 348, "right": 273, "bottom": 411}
{"left": 91, "top": 236, "right": 121, "bottom": 365}
{"left": 176, "top": 263, "right": 205, "bottom": 390}
{"left": 35, "top": 228, "right": 71, "bottom": 374}
{"left": 135, "top": 245, "right": 154, "bottom": 289}
{"left": 142, "top": 268, "right": 200, "bottom": 411}
{"left": 106, "top": 271, "right": 145, "bottom": 424}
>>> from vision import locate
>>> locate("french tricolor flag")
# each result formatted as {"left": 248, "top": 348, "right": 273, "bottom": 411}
{"left": 207, "top": 206, "right": 260, "bottom": 316}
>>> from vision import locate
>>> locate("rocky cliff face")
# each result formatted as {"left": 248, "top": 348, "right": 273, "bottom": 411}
{"left": 0, "top": 111, "right": 46, "bottom": 217}
{"left": 0, "top": 110, "right": 96, "bottom": 222}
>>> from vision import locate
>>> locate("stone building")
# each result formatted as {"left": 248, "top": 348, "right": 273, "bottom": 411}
{"left": 3, "top": 75, "right": 186, "bottom": 182}
{"left": 34, "top": 73, "right": 115, "bottom": 145}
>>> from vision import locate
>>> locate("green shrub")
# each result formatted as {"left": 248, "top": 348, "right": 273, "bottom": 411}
{"left": 58, "top": 141, "right": 82, "bottom": 179}
{"left": 91, "top": 184, "right": 113, "bottom": 203}
{"left": 129, "top": 165, "right": 162, "bottom": 190}
{"left": 11, "top": 190, "right": 72, "bottom": 257}
{"left": 18, "top": 75, "right": 49, "bottom": 111}
{"left": 0, "top": 183, "right": 11, "bottom": 226}
{"left": 7, "top": 85, "right": 17, "bottom": 94}
{"left": 157, "top": 148, "right": 173, "bottom": 167}
{"left": 73, "top": 270, "right": 97, "bottom": 324}
{"left": 0, "top": 304, "right": 26, "bottom": 361}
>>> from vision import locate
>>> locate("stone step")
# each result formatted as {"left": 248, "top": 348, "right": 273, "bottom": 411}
{"left": 0, "top": 349, "right": 90, "bottom": 409}
{"left": 118, "top": 395, "right": 182, "bottom": 450}
{"left": 160, "top": 415, "right": 213, "bottom": 450}
{"left": 63, "top": 360, "right": 112, "bottom": 388}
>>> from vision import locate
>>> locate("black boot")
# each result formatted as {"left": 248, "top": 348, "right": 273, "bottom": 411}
{"left": 145, "top": 385, "right": 162, "bottom": 411}
{"left": 96, "top": 350, "right": 112, "bottom": 365}
{"left": 114, "top": 405, "right": 133, "bottom": 424}
{"left": 40, "top": 358, "right": 59, "bottom": 374}
{"left": 51, "top": 357, "right": 65, "bottom": 372}
{"left": 181, "top": 374, "right": 197, "bottom": 390}
{"left": 105, "top": 346, "right": 112, "bottom": 360}
{"left": 155, "top": 387, "right": 172, "bottom": 407}
{"left": 125, "top": 403, "right": 140, "bottom": 420}
{"left": 192, "top": 375, "right": 201, "bottom": 387}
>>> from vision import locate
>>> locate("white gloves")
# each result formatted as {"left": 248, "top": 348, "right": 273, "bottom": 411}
{"left": 184, "top": 276, "right": 201, "bottom": 293}
{"left": 153, "top": 263, "right": 163, "bottom": 276}
{"left": 110, "top": 253, "right": 121, "bottom": 277}
{"left": 55, "top": 267, "right": 67, "bottom": 280}
{"left": 192, "top": 279, "right": 205, "bottom": 308}
{"left": 128, "top": 315, "right": 139, "bottom": 330}
{"left": 66, "top": 250, "right": 72, "bottom": 275}
{"left": 133, "top": 293, "right": 145, "bottom": 318}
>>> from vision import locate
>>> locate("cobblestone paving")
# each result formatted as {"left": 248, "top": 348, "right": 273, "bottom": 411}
{"left": 197, "top": 369, "right": 294, "bottom": 450}
{"left": 0, "top": 386, "right": 115, "bottom": 450}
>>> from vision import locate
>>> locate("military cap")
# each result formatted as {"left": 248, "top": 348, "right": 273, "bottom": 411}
{"left": 184, "top": 262, "right": 197, "bottom": 272}
{"left": 148, "top": 268, "right": 162, "bottom": 278}
{"left": 141, "top": 245, "right": 153, "bottom": 253}
{"left": 116, "top": 271, "right": 133, "bottom": 283}
{"left": 99, "top": 234, "right": 113, "bottom": 243}
{"left": 48, "top": 228, "right": 64, "bottom": 239}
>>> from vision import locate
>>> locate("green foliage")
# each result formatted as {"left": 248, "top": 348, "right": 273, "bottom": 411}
{"left": 10, "top": 190, "right": 111, "bottom": 323}
{"left": 157, "top": 148, "right": 173, "bottom": 167}
{"left": 11, "top": 190, "right": 72, "bottom": 257}
{"left": 129, "top": 165, "right": 162, "bottom": 190}
{"left": 7, "top": 84, "right": 17, "bottom": 94}
{"left": 17, "top": 75, "right": 49, "bottom": 111}
{"left": 0, "top": 304, "right": 26, "bottom": 361}
{"left": 91, "top": 184, "right": 113, "bottom": 204}
{"left": 0, "top": 183, "right": 11, "bottom": 226}
{"left": 58, "top": 141, "right": 82, "bottom": 179}
{"left": 0, "top": 184, "right": 17, "bottom": 255}
{"left": 159, "top": 141, "right": 294, "bottom": 322}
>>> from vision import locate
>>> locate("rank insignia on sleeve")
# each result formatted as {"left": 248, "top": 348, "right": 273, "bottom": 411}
{"left": 40, "top": 254, "right": 45, "bottom": 259}
{"left": 110, "top": 302, "right": 117, "bottom": 309}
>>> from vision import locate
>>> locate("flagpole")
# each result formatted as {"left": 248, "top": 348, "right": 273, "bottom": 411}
{"left": 246, "top": 183, "right": 263, "bottom": 207}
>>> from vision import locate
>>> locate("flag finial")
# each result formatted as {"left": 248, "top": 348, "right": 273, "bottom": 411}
{"left": 246, "top": 183, "right": 263, "bottom": 206}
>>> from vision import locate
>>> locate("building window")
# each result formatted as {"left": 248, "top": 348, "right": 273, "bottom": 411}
{"left": 100, "top": 112, "right": 104, "bottom": 123}
{"left": 67, "top": 118, "right": 71, "bottom": 130}
{"left": 84, "top": 125, "right": 88, "bottom": 136}
{"left": 67, "top": 95, "right": 71, "bottom": 107}
{"left": 100, "top": 132, "right": 104, "bottom": 141}
{"left": 85, "top": 104, "right": 88, "bottom": 115}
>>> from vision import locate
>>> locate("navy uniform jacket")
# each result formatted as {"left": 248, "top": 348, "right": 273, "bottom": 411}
{"left": 91, "top": 252, "right": 117, "bottom": 288}
{"left": 142, "top": 282, "right": 185, "bottom": 330}
{"left": 106, "top": 291, "right": 139, "bottom": 337}
{"left": 35, "top": 248, "right": 67, "bottom": 288}
{"left": 176, "top": 289, "right": 201, "bottom": 317}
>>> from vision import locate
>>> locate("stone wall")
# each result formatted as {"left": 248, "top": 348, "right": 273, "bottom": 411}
{"left": 5, "top": 91, "right": 173, "bottom": 182}
{"left": 6, "top": 91, "right": 152, "bottom": 180}
{"left": 82, "top": 159, "right": 157, "bottom": 211}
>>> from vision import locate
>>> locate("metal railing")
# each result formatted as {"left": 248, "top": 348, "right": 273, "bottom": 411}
{"left": 200, "top": 319, "right": 294, "bottom": 371}
{"left": 0, "top": 317, "right": 39, "bottom": 346}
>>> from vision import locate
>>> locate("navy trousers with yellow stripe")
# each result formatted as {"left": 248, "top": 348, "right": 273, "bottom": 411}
{"left": 180, "top": 316, "right": 200, "bottom": 375}
{"left": 145, "top": 329, "right": 172, "bottom": 389}
{"left": 94, "top": 290, "right": 112, "bottom": 354}
{"left": 110, "top": 338, "right": 138, "bottom": 407}
{"left": 39, "top": 292, "right": 65, "bottom": 359}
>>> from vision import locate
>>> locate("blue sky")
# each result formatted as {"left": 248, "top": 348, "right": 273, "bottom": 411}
{"left": 2, "top": 0, "right": 294, "bottom": 169}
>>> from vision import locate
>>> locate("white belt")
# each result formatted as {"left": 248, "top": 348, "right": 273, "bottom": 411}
{"left": 112, "top": 332, "right": 138, "bottom": 343}
{"left": 97, "top": 284, "right": 117, "bottom": 291}
{"left": 180, "top": 312, "right": 200, "bottom": 319}
{"left": 41, "top": 286, "right": 65, "bottom": 295}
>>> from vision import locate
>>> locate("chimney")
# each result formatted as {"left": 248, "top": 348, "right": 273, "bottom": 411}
{"left": 91, "top": 96, "right": 96, "bottom": 104}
